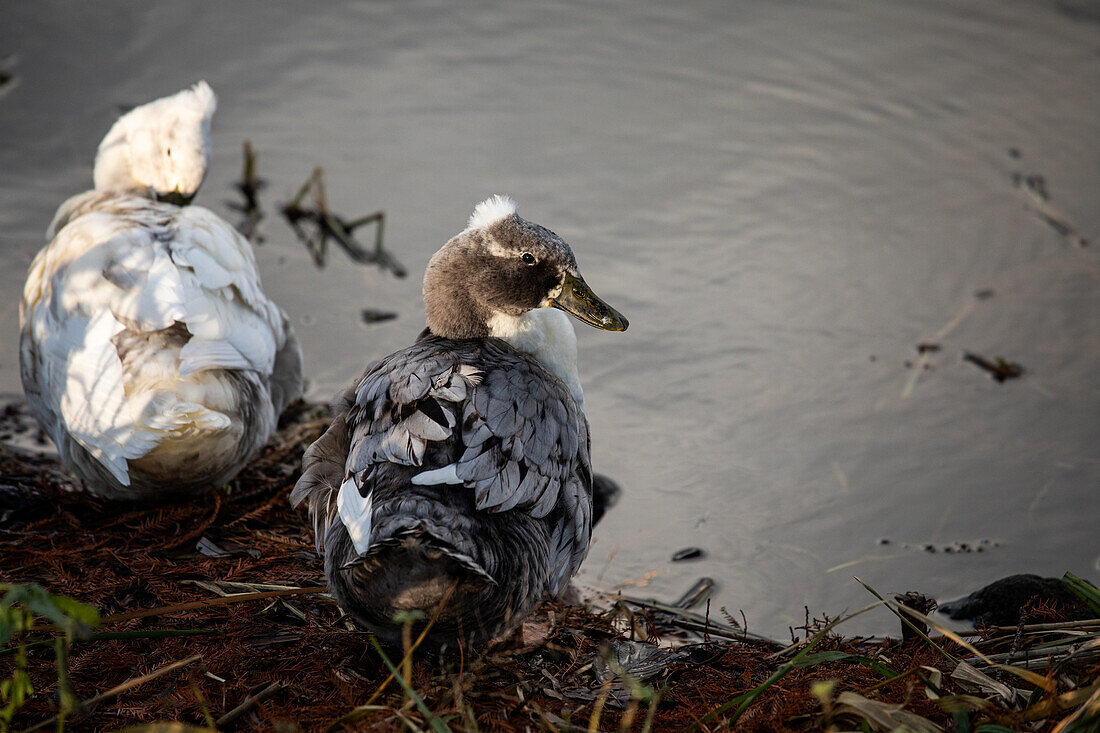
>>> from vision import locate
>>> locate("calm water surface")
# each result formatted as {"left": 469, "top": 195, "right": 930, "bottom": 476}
{"left": 2, "top": 0, "right": 1098, "bottom": 636}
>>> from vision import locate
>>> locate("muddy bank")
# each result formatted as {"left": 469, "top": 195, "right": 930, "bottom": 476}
{"left": 1, "top": 402, "right": 1097, "bottom": 731}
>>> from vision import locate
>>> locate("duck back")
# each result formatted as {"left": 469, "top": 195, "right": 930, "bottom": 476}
{"left": 20, "top": 195, "right": 301, "bottom": 499}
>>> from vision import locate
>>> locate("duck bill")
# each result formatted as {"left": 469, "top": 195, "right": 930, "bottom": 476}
{"left": 155, "top": 190, "right": 196, "bottom": 207}
{"left": 549, "top": 272, "right": 628, "bottom": 331}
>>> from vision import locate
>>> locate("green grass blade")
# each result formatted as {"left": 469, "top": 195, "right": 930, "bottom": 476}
{"left": 1062, "top": 571, "right": 1100, "bottom": 615}
{"left": 369, "top": 637, "right": 451, "bottom": 733}
{"left": 694, "top": 603, "right": 878, "bottom": 730}
{"left": 794, "top": 651, "right": 897, "bottom": 679}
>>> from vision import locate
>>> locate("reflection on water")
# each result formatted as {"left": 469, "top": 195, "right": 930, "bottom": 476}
{"left": 1, "top": 0, "right": 1097, "bottom": 635}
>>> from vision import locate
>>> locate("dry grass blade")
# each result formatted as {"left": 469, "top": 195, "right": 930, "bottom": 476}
{"left": 990, "top": 663, "right": 1056, "bottom": 693}
{"left": 891, "top": 601, "right": 1060, "bottom": 692}
{"left": 612, "top": 593, "right": 778, "bottom": 645}
{"left": 587, "top": 678, "right": 612, "bottom": 733}
{"left": 110, "top": 725, "right": 218, "bottom": 732}
{"left": 854, "top": 577, "right": 959, "bottom": 664}
{"left": 894, "top": 599, "right": 992, "bottom": 664}
{"left": 324, "top": 584, "right": 456, "bottom": 732}
{"left": 955, "top": 618, "right": 1100, "bottom": 637}
{"left": 96, "top": 586, "right": 327, "bottom": 626}
{"left": 950, "top": 661, "right": 1017, "bottom": 704}
{"left": 1050, "top": 679, "right": 1100, "bottom": 733}
{"left": 5, "top": 403, "right": 1095, "bottom": 731}
{"left": 20, "top": 655, "right": 202, "bottom": 732}
{"left": 1017, "top": 678, "right": 1100, "bottom": 725}
{"left": 835, "top": 691, "right": 943, "bottom": 732}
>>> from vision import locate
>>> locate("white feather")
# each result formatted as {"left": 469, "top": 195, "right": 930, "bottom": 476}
{"left": 337, "top": 476, "right": 374, "bottom": 555}
{"left": 58, "top": 309, "right": 137, "bottom": 485}
{"left": 466, "top": 194, "right": 517, "bottom": 230}
{"left": 486, "top": 309, "right": 585, "bottom": 414}
{"left": 410, "top": 463, "right": 463, "bottom": 486}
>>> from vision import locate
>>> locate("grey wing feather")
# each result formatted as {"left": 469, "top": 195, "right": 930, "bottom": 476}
{"left": 454, "top": 345, "right": 587, "bottom": 531}
{"left": 296, "top": 337, "right": 593, "bottom": 585}
{"left": 290, "top": 381, "right": 358, "bottom": 551}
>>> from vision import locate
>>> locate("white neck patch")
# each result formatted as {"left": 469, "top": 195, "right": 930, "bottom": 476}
{"left": 486, "top": 308, "right": 586, "bottom": 414}
{"left": 467, "top": 194, "right": 517, "bottom": 230}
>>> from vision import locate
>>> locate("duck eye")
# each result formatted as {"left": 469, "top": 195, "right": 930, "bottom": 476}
{"left": 521, "top": 253, "right": 536, "bottom": 265}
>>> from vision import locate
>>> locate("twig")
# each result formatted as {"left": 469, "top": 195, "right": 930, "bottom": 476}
{"left": 672, "top": 578, "right": 714, "bottom": 610}
{"left": 233, "top": 140, "right": 264, "bottom": 241}
{"left": 963, "top": 352, "right": 1023, "bottom": 383}
{"left": 280, "top": 166, "right": 403, "bottom": 276}
{"left": 956, "top": 618, "right": 1100, "bottom": 637}
{"left": 79, "top": 586, "right": 327, "bottom": 629}
{"left": 611, "top": 593, "right": 778, "bottom": 645}
{"left": 216, "top": 680, "right": 286, "bottom": 727}
{"left": 21, "top": 655, "right": 202, "bottom": 732}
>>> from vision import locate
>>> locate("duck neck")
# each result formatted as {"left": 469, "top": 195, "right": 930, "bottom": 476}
{"left": 93, "top": 123, "right": 142, "bottom": 194}
{"left": 486, "top": 309, "right": 586, "bottom": 414}
{"left": 424, "top": 286, "right": 492, "bottom": 340}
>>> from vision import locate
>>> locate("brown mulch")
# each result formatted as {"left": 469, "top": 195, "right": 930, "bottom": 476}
{"left": 1, "top": 401, "right": 1095, "bottom": 732}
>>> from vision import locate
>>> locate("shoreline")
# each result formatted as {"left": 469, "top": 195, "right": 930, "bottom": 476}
{"left": 2, "top": 402, "right": 1096, "bottom": 731}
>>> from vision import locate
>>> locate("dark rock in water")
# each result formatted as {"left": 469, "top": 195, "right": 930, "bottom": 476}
{"left": 591, "top": 474, "right": 621, "bottom": 526}
{"left": 939, "top": 574, "right": 1097, "bottom": 627}
{"left": 672, "top": 577, "right": 715, "bottom": 610}
{"left": 361, "top": 309, "right": 398, "bottom": 324}
{"left": 672, "top": 547, "right": 704, "bottom": 562}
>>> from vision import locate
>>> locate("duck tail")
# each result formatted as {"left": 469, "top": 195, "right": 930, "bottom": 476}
{"left": 133, "top": 394, "right": 231, "bottom": 434}
{"left": 325, "top": 521, "right": 503, "bottom": 649}
{"left": 323, "top": 487, "right": 555, "bottom": 648}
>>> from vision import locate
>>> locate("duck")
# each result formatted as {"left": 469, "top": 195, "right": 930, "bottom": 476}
{"left": 291, "top": 195, "right": 627, "bottom": 648}
{"left": 19, "top": 81, "right": 303, "bottom": 500}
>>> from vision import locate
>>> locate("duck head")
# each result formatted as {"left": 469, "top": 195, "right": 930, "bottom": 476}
{"left": 92, "top": 81, "right": 216, "bottom": 205}
{"left": 424, "top": 195, "right": 628, "bottom": 339}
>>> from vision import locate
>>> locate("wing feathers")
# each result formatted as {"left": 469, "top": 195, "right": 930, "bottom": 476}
{"left": 337, "top": 476, "right": 373, "bottom": 555}
{"left": 298, "top": 336, "right": 592, "bottom": 592}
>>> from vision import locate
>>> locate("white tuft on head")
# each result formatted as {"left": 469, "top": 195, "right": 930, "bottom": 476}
{"left": 467, "top": 194, "right": 517, "bottom": 230}
{"left": 93, "top": 81, "right": 218, "bottom": 198}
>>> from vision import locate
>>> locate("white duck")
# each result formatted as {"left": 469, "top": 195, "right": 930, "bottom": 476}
{"left": 20, "top": 81, "right": 302, "bottom": 500}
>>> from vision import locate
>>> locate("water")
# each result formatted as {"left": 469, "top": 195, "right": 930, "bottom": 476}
{"left": 2, "top": 0, "right": 1097, "bottom": 636}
